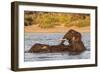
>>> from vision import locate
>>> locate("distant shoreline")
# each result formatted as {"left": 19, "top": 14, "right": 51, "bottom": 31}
{"left": 24, "top": 25, "right": 90, "bottom": 33}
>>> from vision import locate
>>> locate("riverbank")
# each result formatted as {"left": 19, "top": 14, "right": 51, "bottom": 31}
{"left": 24, "top": 25, "right": 90, "bottom": 33}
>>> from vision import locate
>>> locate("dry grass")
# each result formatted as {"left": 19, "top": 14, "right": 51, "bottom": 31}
{"left": 24, "top": 11, "right": 90, "bottom": 32}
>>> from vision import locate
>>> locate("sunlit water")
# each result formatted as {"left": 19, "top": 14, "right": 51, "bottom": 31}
{"left": 24, "top": 32, "right": 90, "bottom": 62}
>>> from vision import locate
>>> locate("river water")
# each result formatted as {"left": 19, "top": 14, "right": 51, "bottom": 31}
{"left": 24, "top": 32, "right": 90, "bottom": 62}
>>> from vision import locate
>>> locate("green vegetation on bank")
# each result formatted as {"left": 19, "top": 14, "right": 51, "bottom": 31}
{"left": 24, "top": 11, "right": 90, "bottom": 28}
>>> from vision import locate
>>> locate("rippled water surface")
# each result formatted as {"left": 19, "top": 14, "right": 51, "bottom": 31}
{"left": 24, "top": 32, "right": 90, "bottom": 62}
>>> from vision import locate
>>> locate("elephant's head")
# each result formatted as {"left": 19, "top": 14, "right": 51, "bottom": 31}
{"left": 66, "top": 29, "right": 82, "bottom": 42}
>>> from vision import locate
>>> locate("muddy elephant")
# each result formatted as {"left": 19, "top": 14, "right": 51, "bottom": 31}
{"left": 28, "top": 43, "right": 69, "bottom": 53}
{"left": 28, "top": 29, "right": 86, "bottom": 54}
{"left": 60, "top": 29, "right": 86, "bottom": 54}
{"left": 28, "top": 43, "right": 50, "bottom": 53}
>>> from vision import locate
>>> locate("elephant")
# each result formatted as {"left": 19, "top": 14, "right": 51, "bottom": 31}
{"left": 28, "top": 43, "right": 69, "bottom": 53}
{"left": 60, "top": 29, "right": 86, "bottom": 54}
{"left": 28, "top": 29, "right": 86, "bottom": 54}
{"left": 28, "top": 43, "right": 50, "bottom": 53}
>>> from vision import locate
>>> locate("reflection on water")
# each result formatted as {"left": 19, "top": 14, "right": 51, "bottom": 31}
{"left": 24, "top": 32, "right": 90, "bottom": 62}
